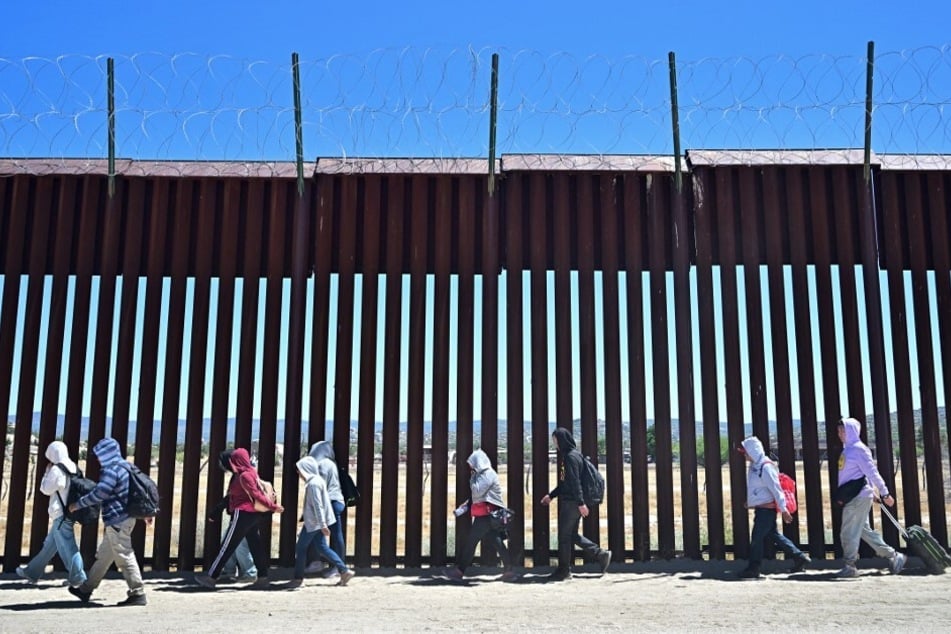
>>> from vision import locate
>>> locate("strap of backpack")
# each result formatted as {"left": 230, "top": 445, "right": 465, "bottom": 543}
{"left": 53, "top": 463, "right": 71, "bottom": 515}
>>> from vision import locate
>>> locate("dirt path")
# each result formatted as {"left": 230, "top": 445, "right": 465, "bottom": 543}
{"left": 2, "top": 558, "right": 950, "bottom": 632}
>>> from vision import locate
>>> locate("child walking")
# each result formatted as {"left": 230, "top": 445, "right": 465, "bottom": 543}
{"left": 290, "top": 456, "right": 354, "bottom": 587}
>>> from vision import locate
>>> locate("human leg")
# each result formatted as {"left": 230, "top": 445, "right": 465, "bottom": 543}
{"left": 81, "top": 526, "right": 119, "bottom": 593}
{"left": 313, "top": 528, "right": 348, "bottom": 573}
{"left": 51, "top": 517, "right": 87, "bottom": 587}
{"left": 106, "top": 518, "right": 144, "bottom": 597}
{"left": 243, "top": 515, "right": 271, "bottom": 580}
{"left": 455, "top": 516, "right": 494, "bottom": 573}
{"left": 839, "top": 496, "right": 870, "bottom": 573}
{"left": 330, "top": 500, "right": 347, "bottom": 561}
{"left": 207, "top": 510, "right": 257, "bottom": 579}
{"left": 554, "top": 502, "right": 581, "bottom": 577}
{"left": 20, "top": 526, "right": 60, "bottom": 582}
{"left": 745, "top": 508, "right": 774, "bottom": 574}
{"left": 294, "top": 528, "right": 319, "bottom": 579}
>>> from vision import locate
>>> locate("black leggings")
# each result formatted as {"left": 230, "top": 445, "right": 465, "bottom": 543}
{"left": 207, "top": 509, "right": 270, "bottom": 579}
{"left": 455, "top": 515, "right": 512, "bottom": 572}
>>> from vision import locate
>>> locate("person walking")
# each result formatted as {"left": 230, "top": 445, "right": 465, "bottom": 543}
{"left": 206, "top": 449, "right": 257, "bottom": 583}
{"left": 444, "top": 449, "right": 517, "bottom": 582}
{"left": 194, "top": 447, "right": 283, "bottom": 589}
{"left": 539, "top": 427, "right": 611, "bottom": 581}
{"left": 289, "top": 456, "right": 354, "bottom": 588}
{"left": 835, "top": 417, "right": 906, "bottom": 578}
{"left": 737, "top": 436, "right": 811, "bottom": 578}
{"left": 67, "top": 437, "right": 147, "bottom": 606}
{"left": 305, "top": 440, "right": 347, "bottom": 578}
{"left": 16, "top": 441, "right": 87, "bottom": 588}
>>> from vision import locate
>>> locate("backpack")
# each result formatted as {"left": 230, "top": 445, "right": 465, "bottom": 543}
{"left": 339, "top": 467, "right": 360, "bottom": 507}
{"left": 54, "top": 463, "right": 100, "bottom": 526}
{"left": 761, "top": 461, "right": 797, "bottom": 514}
{"left": 579, "top": 454, "right": 605, "bottom": 507}
{"left": 121, "top": 461, "right": 160, "bottom": 519}
{"left": 250, "top": 477, "right": 278, "bottom": 512}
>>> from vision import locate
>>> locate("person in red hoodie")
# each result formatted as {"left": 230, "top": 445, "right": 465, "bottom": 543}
{"left": 194, "top": 448, "right": 283, "bottom": 589}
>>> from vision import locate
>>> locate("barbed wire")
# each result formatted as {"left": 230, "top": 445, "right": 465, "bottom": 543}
{"left": 1, "top": 45, "right": 950, "bottom": 176}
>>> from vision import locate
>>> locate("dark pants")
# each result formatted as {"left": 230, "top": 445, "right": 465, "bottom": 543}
{"left": 207, "top": 509, "right": 270, "bottom": 579}
{"left": 455, "top": 515, "right": 512, "bottom": 573}
{"left": 748, "top": 507, "right": 804, "bottom": 570}
{"left": 556, "top": 501, "right": 602, "bottom": 572}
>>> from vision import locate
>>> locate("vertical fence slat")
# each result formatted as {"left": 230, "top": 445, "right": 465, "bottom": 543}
{"left": 552, "top": 175, "right": 573, "bottom": 432}
{"left": 926, "top": 173, "right": 951, "bottom": 500}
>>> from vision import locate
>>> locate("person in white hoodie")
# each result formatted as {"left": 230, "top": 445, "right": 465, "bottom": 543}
{"left": 738, "top": 436, "right": 810, "bottom": 578}
{"left": 16, "top": 441, "right": 88, "bottom": 588}
{"left": 290, "top": 456, "right": 354, "bottom": 588}
{"left": 835, "top": 417, "right": 906, "bottom": 578}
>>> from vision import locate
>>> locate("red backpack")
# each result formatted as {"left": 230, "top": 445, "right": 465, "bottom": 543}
{"left": 777, "top": 472, "right": 798, "bottom": 514}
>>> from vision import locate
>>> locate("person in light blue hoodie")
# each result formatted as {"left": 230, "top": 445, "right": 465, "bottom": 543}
{"left": 68, "top": 437, "right": 147, "bottom": 606}
{"left": 737, "top": 436, "right": 810, "bottom": 578}
{"left": 835, "top": 417, "right": 906, "bottom": 578}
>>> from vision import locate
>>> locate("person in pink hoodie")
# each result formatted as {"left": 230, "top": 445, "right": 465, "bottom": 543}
{"left": 835, "top": 417, "right": 906, "bottom": 578}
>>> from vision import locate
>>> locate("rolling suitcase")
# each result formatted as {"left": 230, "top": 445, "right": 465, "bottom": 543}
{"left": 879, "top": 502, "right": 951, "bottom": 574}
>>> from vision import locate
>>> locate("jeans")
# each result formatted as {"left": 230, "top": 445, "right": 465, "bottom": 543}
{"left": 222, "top": 537, "right": 257, "bottom": 577}
{"left": 748, "top": 507, "right": 805, "bottom": 569}
{"left": 22, "top": 516, "right": 86, "bottom": 587}
{"left": 455, "top": 515, "right": 512, "bottom": 573}
{"left": 295, "top": 526, "right": 348, "bottom": 579}
{"left": 81, "top": 518, "right": 144, "bottom": 597}
{"left": 329, "top": 500, "right": 347, "bottom": 561}
{"left": 841, "top": 495, "right": 896, "bottom": 566}
{"left": 556, "top": 500, "right": 603, "bottom": 572}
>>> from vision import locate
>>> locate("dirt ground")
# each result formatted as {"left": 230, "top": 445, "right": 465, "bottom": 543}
{"left": 1, "top": 556, "right": 950, "bottom": 633}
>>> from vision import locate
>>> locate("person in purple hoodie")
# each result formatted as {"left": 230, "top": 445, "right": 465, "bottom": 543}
{"left": 835, "top": 417, "right": 906, "bottom": 578}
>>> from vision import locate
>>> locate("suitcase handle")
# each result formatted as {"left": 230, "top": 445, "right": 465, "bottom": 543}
{"left": 876, "top": 497, "right": 910, "bottom": 540}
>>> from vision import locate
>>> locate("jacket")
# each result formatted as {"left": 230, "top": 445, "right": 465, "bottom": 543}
{"left": 467, "top": 449, "right": 505, "bottom": 516}
{"left": 547, "top": 427, "right": 585, "bottom": 504}
{"left": 41, "top": 441, "right": 77, "bottom": 520}
{"left": 228, "top": 448, "right": 281, "bottom": 513}
{"left": 75, "top": 437, "right": 130, "bottom": 526}
{"left": 741, "top": 437, "right": 787, "bottom": 512}
{"left": 837, "top": 417, "right": 890, "bottom": 500}
{"left": 209, "top": 449, "right": 235, "bottom": 518}
{"left": 297, "top": 456, "right": 336, "bottom": 532}
{"left": 309, "top": 441, "right": 344, "bottom": 505}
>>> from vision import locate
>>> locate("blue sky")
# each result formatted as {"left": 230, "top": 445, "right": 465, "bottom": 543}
{"left": 3, "top": 1, "right": 948, "bottom": 60}
{"left": 2, "top": 2, "right": 949, "bottom": 433}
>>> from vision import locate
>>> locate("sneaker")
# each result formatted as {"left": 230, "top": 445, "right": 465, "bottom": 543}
{"left": 791, "top": 553, "right": 812, "bottom": 573}
{"left": 890, "top": 552, "right": 907, "bottom": 574}
{"left": 252, "top": 577, "right": 271, "bottom": 589}
{"left": 598, "top": 550, "right": 612, "bottom": 574}
{"left": 194, "top": 574, "right": 217, "bottom": 590}
{"left": 286, "top": 579, "right": 303, "bottom": 589}
{"left": 236, "top": 574, "right": 258, "bottom": 584}
{"left": 738, "top": 568, "right": 761, "bottom": 579}
{"left": 337, "top": 570, "right": 355, "bottom": 586}
{"left": 836, "top": 565, "right": 859, "bottom": 578}
{"left": 320, "top": 567, "right": 340, "bottom": 579}
{"left": 499, "top": 570, "right": 520, "bottom": 582}
{"left": 68, "top": 586, "right": 92, "bottom": 603}
{"left": 116, "top": 593, "right": 147, "bottom": 607}
{"left": 443, "top": 567, "right": 464, "bottom": 581}
{"left": 15, "top": 566, "right": 37, "bottom": 584}
{"left": 546, "top": 569, "right": 571, "bottom": 582}
{"left": 304, "top": 560, "right": 328, "bottom": 575}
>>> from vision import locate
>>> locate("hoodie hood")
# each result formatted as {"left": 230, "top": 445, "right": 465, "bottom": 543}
{"left": 45, "top": 441, "right": 77, "bottom": 474}
{"left": 229, "top": 447, "right": 255, "bottom": 474}
{"left": 217, "top": 449, "right": 235, "bottom": 472}
{"left": 840, "top": 417, "right": 863, "bottom": 446}
{"left": 93, "top": 437, "right": 122, "bottom": 468}
{"left": 741, "top": 436, "right": 766, "bottom": 463}
{"left": 297, "top": 455, "right": 321, "bottom": 480}
{"left": 309, "top": 440, "right": 335, "bottom": 462}
{"left": 552, "top": 427, "right": 577, "bottom": 453}
{"left": 467, "top": 449, "right": 493, "bottom": 473}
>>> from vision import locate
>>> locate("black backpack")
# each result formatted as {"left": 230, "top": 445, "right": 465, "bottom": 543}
{"left": 579, "top": 454, "right": 605, "bottom": 507}
{"left": 55, "top": 463, "right": 100, "bottom": 526}
{"left": 339, "top": 467, "right": 360, "bottom": 507}
{"left": 121, "top": 462, "right": 160, "bottom": 519}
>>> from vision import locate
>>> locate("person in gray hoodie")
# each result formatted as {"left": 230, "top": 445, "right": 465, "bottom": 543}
{"left": 738, "top": 436, "right": 810, "bottom": 578}
{"left": 835, "top": 417, "right": 906, "bottom": 578}
{"left": 290, "top": 456, "right": 354, "bottom": 587}
{"left": 305, "top": 440, "right": 346, "bottom": 576}
{"left": 16, "top": 441, "right": 87, "bottom": 588}
{"left": 68, "top": 437, "right": 146, "bottom": 606}
{"left": 444, "top": 449, "right": 517, "bottom": 582}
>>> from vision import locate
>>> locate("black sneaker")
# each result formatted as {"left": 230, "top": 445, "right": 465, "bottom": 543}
{"left": 738, "top": 568, "right": 761, "bottom": 579}
{"left": 116, "top": 593, "right": 147, "bottom": 607}
{"left": 598, "top": 550, "right": 612, "bottom": 574}
{"left": 547, "top": 569, "right": 572, "bottom": 582}
{"left": 69, "top": 586, "right": 92, "bottom": 603}
{"left": 791, "top": 554, "right": 811, "bottom": 573}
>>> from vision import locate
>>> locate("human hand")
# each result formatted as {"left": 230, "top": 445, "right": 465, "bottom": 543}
{"left": 540, "top": 495, "right": 551, "bottom": 506}
{"left": 68, "top": 503, "right": 78, "bottom": 513}
{"left": 579, "top": 503, "right": 589, "bottom": 518}
{"left": 781, "top": 510, "right": 793, "bottom": 524}
{"left": 322, "top": 527, "right": 330, "bottom": 538}
{"left": 882, "top": 493, "right": 895, "bottom": 507}
{"left": 274, "top": 504, "right": 284, "bottom": 513}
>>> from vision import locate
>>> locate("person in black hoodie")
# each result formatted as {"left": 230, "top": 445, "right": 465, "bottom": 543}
{"left": 540, "top": 427, "right": 611, "bottom": 581}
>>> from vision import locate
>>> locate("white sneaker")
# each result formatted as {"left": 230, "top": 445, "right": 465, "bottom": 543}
{"left": 337, "top": 570, "right": 355, "bottom": 586}
{"left": 304, "top": 561, "right": 328, "bottom": 575}
{"left": 890, "top": 552, "right": 906, "bottom": 574}
{"left": 836, "top": 565, "right": 859, "bottom": 578}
